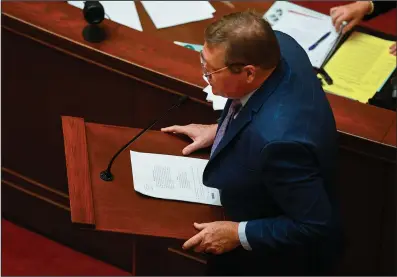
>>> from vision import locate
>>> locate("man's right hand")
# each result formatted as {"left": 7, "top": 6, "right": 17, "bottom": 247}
{"left": 161, "top": 124, "right": 218, "bottom": 156}
{"left": 330, "top": 1, "right": 372, "bottom": 34}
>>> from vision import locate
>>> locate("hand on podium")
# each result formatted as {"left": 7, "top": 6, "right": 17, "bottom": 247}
{"left": 161, "top": 124, "right": 218, "bottom": 155}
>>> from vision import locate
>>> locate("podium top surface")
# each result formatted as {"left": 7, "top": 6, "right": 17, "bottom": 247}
{"left": 62, "top": 116, "right": 224, "bottom": 240}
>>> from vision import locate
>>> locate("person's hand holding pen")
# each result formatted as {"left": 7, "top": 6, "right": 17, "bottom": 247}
{"left": 330, "top": 1, "right": 396, "bottom": 56}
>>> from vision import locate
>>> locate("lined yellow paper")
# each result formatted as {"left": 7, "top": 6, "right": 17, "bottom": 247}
{"left": 320, "top": 32, "right": 396, "bottom": 103}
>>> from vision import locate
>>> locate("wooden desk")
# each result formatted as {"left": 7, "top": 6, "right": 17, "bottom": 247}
{"left": 2, "top": 2, "right": 396, "bottom": 275}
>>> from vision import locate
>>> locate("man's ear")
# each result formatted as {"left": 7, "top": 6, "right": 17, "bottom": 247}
{"left": 245, "top": 65, "right": 256, "bottom": 83}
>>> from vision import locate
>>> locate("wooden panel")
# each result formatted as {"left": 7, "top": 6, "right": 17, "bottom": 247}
{"left": 61, "top": 116, "right": 95, "bottom": 227}
{"left": 2, "top": 1, "right": 395, "bottom": 146}
{"left": 327, "top": 93, "right": 396, "bottom": 142}
{"left": 1, "top": 183, "right": 134, "bottom": 272}
{"left": 333, "top": 149, "right": 386, "bottom": 274}
{"left": 135, "top": 236, "right": 207, "bottom": 276}
{"left": 1, "top": 1, "right": 207, "bottom": 89}
{"left": 1, "top": 27, "right": 218, "bottom": 193}
{"left": 84, "top": 121, "right": 224, "bottom": 240}
{"left": 383, "top": 118, "right": 396, "bottom": 146}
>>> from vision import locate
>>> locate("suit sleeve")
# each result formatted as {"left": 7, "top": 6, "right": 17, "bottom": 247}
{"left": 245, "top": 141, "right": 334, "bottom": 250}
{"left": 363, "top": 1, "right": 396, "bottom": 20}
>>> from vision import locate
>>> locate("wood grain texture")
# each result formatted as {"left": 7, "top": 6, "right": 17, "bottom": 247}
{"left": 83, "top": 120, "right": 224, "bottom": 240}
{"left": 61, "top": 116, "right": 95, "bottom": 227}
{"left": 2, "top": 1, "right": 395, "bottom": 146}
{"left": 383, "top": 118, "right": 397, "bottom": 147}
{"left": 326, "top": 93, "right": 396, "bottom": 143}
{"left": 2, "top": 1, "right": 396, "bottom": 275}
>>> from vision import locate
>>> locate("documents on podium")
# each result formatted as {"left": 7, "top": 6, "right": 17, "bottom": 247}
{"left": 320, "top": 32, "right": 396, "bottom": 103}
{"left": 130, "top": 151, "right": 221, "bottom": 206}
{"left": 68, "top": 1, "right": 143, "bottom": 31}
{"left": 61, "top": 116, "right": 224, "bottom": 240}
{"left": 141, "top": 1, "right": 215, "bottom": 29}
{"left": 264, "top": 1, "right": 339, "bottom": 68}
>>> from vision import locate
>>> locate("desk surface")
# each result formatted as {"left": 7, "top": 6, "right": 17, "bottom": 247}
{"left": 2, "top": 1, "right": 396, "bottom": 147}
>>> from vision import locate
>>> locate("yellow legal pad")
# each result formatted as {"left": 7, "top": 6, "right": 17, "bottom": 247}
{"left": 319, "top": 32, "right": 396, "bottom": 103}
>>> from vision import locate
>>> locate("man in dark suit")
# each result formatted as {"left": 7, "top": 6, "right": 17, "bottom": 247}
{"left": 330, "top": 1, "right": 396, "bottom": 55}
{"left": 162, "top": 11, "right": 343, "bottom": 275}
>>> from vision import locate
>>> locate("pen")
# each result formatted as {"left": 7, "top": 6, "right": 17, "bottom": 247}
{"left": 308, "top": 32, "right": 331, "bottom": 51}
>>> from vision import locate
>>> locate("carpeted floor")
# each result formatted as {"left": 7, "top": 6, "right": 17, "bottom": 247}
{"left": 1, "top": 219, "right": 131, "bottom": 276}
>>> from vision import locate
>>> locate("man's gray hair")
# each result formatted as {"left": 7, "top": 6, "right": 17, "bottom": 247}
{"left": 204, "top": 10, "right": 281, "bottom": 72}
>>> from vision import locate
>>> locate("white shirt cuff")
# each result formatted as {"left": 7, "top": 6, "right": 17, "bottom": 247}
{"left": 238, "top": 221, "right": 252, "bottom": 251}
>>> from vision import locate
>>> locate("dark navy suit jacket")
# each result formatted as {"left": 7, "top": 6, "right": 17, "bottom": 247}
{"left": 203, "top": 31, "right": 343, "bottom": 275}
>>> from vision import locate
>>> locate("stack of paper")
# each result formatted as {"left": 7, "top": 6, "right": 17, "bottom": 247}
{"left": 203, "top": 85, "right": 228, "bottom": 111}
{"left": 320, "top": 32, "right": 396, "bottom": 103}
{"left": 130, "top": 151, "right": 221, "bottom": 206}
{"left": 264, "top": 1, "right": 338, "bottom": 68}
{"left": 68, "top": 1, "right": 143, "bottom": 31}
{"left": 141, "top": 1, "right": 215, "bottom": 29}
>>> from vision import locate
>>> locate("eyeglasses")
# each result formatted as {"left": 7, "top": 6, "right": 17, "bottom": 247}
{"left": 200, "top": 50, "right": 247, "bottom": 78}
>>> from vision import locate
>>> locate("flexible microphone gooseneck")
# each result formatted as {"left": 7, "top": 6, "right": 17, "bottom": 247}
{"left": 100, "top": 95, "right": 189, "bottom": 182}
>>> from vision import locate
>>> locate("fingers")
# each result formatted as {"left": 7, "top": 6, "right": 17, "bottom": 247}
{"left": 330, "top": 7, "right": 338, "bottom": 15}
{"left": 194, "top": 222, "right": 210, "bottom": 230}
{"left": 182, "top": 141, "right": 201, "bottom": 156}
{"left": 389, "top": 43, "right": 396, "bottom": 56}
{"left": 161, "top": 125, "right": 184, "bottom": 134}
{"left": 333, "top": 13, "right": 347, "bottom": 32}
{"left": 183, "top": 232, "right": 203, "bottom": 250}
{"left": 193, "top": 242, "right": 206, "bottom": 253}
{"left": 331, "top": 8, "right": 343, "bottom": 28}
{"left": 342, "top": 19, "right": 357, "bottom": 34}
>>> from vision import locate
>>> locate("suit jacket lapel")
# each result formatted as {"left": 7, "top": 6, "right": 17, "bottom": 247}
{"left": 208, "top": 58, "right": 289, "bottom": 162}
{"left": 210, "top": 106, "right": 253, "bottom": 160}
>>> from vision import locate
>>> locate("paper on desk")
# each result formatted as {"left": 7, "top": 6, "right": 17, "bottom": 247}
{"left": 204, "top": 85, "right": 227, "bottom": 110}
{"left": 141, "top": 1, "right": 215, "bottom": 29}
{"left": 68, "top": 1, "right": 143, "bottom": 31}
{"left": 264, "top": 1, "right": 338, "bottom": 68}
{"left": 130, "top": 151, "right": 221, "bottom": 206}
{"left": 264, "top": 1, "right": 327, "bottom": 26}
{"left": 321, "top": 32, "right": 396, "bottom": 103}
{"left": 174, "top": 41, "right": 204, "bottom": 52}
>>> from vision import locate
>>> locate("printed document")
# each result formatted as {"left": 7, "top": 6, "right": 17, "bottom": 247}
{"left": 130, "top": 151, "right": 221, "bottom": 206}
{"left": 141, "top": 1, "right": 215, "bottom": 29}
{"left": 321, "top": 32, "right": 396, "bottom": 103}
{"left": 264, "top": 1, "right": 338, "bottom": 68}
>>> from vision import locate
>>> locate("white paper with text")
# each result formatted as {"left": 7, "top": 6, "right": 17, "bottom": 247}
{"left": 130, "top": 151, "right": 221, "bottom": 206}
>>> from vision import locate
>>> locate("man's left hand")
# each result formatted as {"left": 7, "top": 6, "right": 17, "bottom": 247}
{"left": 183, "top": 221, "right": 240, "bottom": 255}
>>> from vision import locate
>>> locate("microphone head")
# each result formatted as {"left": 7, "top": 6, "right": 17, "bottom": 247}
{"left": 83, "top": 1, "right": 105, "bottom": 25}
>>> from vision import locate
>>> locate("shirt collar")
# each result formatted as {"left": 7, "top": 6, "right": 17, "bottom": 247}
{"left": 240, "top": 89, "right": 257, "bottom": 107}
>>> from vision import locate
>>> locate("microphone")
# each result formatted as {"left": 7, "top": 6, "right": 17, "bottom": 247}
{"left": 100, "top": 95, "right": 189, "bottom": 182}
{"left": 82, "top": 1, "right": 106, "bottom": 43}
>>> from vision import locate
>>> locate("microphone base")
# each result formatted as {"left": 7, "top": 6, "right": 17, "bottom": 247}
{"left": 83, "top": 24, "right": 106, "bottom": 43}
{"left": 100, "top": 170, "right": 113, "bottom": 182}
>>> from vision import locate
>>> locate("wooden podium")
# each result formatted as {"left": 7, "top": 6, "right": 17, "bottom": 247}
{"left": 2, "top": 2, "right": 395, "bottom": 275}
{"left": 61, "top": 116, "right": 224, "bottom": 272}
